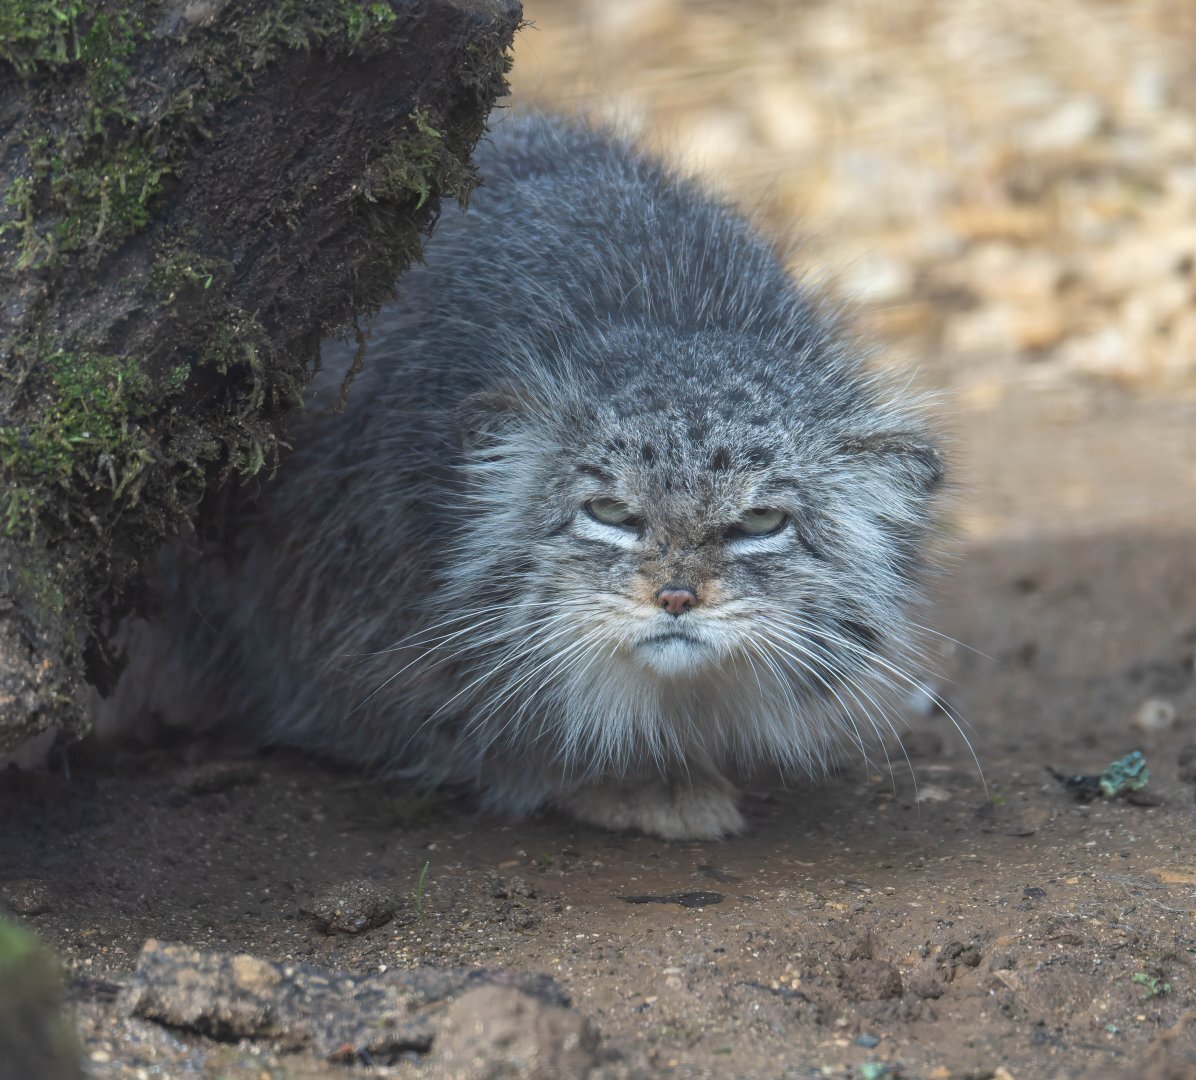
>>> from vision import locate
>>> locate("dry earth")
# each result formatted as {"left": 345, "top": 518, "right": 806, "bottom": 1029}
{"left": 3, "top": 2, "right": 1196, "bottom": 1077}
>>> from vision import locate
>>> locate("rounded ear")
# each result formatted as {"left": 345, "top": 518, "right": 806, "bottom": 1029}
{"left": 838, "top": 433, "right": 944, "bottom": 494}
{"left": 458, "top": 385, "right": 532, "bottom": 455}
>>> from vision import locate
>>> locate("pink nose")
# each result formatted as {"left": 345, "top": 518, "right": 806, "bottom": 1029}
{"left": 657, "top": 587, "right": 697, "bottom": 616}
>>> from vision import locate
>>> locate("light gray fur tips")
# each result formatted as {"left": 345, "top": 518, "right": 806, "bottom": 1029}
{"left": 99, "top": 114, "right": 945, "bottom": 840}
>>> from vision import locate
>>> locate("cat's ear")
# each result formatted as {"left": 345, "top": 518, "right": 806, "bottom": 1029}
{"left": 838, "top": 433, "right": 944, "bottom": 494}
{"left": 458, "top": 384, "right": 533, "bottom": 455}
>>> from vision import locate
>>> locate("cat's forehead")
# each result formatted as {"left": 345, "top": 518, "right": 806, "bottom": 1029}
{"left": 544, "top": 329, "right": 837, "bottom": 499}
{"left": 564, "top": 410, "right": 792, "bottom": 521}
{"left": 584, "top": 422, "right": 780, "bottom": 475}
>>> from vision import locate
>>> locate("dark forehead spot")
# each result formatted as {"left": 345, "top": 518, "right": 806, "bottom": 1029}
{"left": 605, "top": 436, "right": 628, "bottom": 453}
{"left": 686, "top": 420, "right": 707, "bottom": 442}
{"left": 577, "top": 463, "right": 614, "bottom": 483}
{"left": 745, "top": 446, "right": 773, "bottom": 468}
{"left": 640, "top": 441, "right": 656, "bottom": 464}
{"left": 708, "top": 446, "right": 733, "bottom": 472}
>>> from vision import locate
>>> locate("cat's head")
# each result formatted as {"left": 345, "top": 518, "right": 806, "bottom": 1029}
{"left": 443, "top": 326, "right": 943, "bottom": 770}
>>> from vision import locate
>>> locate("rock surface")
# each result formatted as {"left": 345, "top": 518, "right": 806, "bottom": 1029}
{"left": 122, "top": 939, "right": 590, "bottom": 1067}
{"left": 0, "top": 0, "right": 522, "bottom": 756}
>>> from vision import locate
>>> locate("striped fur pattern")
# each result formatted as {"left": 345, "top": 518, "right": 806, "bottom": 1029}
{"left": 100, "top": 115, "right": 945, "bottom": 839}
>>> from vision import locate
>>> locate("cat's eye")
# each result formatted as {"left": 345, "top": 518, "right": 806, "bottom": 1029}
{"left": 586, "top": 497, "right": 640, "bottom": 529}
{"left": 728, "top": 507, "right": 788, "bottom": 537}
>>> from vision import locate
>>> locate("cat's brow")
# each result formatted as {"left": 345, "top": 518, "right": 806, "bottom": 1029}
{"left": 575, "top": 463, "right": 616, "bottom": 484}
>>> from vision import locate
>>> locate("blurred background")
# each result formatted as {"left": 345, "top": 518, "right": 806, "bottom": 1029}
{"left": 504, "top": 0, "right": 1196, "bottom": 547}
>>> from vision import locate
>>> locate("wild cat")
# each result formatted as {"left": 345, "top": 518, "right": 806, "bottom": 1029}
{"left": 102, "top": 114, "right": 945, "bottom": 840}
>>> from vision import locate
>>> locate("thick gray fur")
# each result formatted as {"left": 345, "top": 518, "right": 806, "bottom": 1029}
{"left": 100, "top": 114, "right": 944, "bottom": 840}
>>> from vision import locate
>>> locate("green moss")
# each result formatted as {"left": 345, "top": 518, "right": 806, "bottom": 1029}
{"left": 220, "top": 0, "right": 405, "bottom": 73}
{"left": 0, "top": 918, "right": 37, "bottom": 967}
{"left": 1132, "top": 972, "right": 1172, "bottom": 999}
{"left": 0, "top": 2, "right": 145, "bottom": 120}
{"left": 14, "top": 567, "right": 67, "bottom": 616}
{"left": 365, "top": 107, "right": 473, "bottom": 212}
{"left": 51, "top": 142, "right": 169, "bottom": 254}
{"left": 0, "top": 174, "right": 41, "bottom": 268}
{"left": 342, "top": 1, "right": 397, "bottom": 46}
{"left": 1, "top": 2, "right": 414, "bottom": 274}
{"left": 151, "top": 251, "right": 299, "bottom": 476}
{"left": 0, "top": 349, "right": 155, "bottom": 536}
{"left": 0, "top": 916, "right": 83, "bottom": 1080}
{"left": 2, "top": 2, "right": 162, "bottom": 267}
{"left": 365, "top": 108, "right": 452, "bottom": 211}
{"left": 152, "top": 254, "right": 223, "bottom": 298}
{"left": 0, "top": 0, "right": 88, "bottom": 73}
{"left": 76, "top": 8, "right": 144, "bottom": 125}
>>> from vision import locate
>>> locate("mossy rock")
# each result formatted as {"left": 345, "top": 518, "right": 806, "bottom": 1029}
{"left": 0, "top": 0, "right": 522, "bottom": 754}
{"left": 0, "top": 916, "right": 83, "bottom": 1080}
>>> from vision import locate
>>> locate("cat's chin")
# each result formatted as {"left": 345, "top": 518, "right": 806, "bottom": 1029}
{"left": 634, "top": 632, "right": 714, "bottom": 677}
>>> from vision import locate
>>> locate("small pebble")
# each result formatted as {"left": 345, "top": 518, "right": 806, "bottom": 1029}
{"left": 301, "top": 880, "right": 396, "bottom": 934}
{"left": 915, "top": 785, "right": 952, "bottom": 803}
{"left": 0, "top": 879, "right": 54, "bottom": 916}
{"left": 909, "top": 964, "right": 944, "bottom": 1000}
{"left": 1131, "top": 698, "right": 1177, "bottom": 734}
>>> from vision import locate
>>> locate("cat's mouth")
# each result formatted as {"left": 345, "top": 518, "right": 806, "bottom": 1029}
{"left": 641, "top": 631, "right": 701, "bottom": 646}
{"left": 634, "top": 629, "right": 712, "bottom": 676}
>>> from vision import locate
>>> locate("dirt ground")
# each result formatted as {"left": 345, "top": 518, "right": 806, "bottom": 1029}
{"left": 4, "top": 2, "right": 1196, "bottom": 1078}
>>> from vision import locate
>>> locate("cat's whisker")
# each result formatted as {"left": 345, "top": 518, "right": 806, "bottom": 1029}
{"left": 349, "top": 598, "right": 572, "bottom": 658}
{"left": 907, "top": 621, "right": 998, "bottom": 665}
{"left": 465, "top": 632, "right": 597, "bottom": 746}
{"left": 759, "top": 623, "right": 916, "bottom": 798}
{"left": 751, "top": 630, "right": 879, "bottom": 774}
{"left": 772, "top": 615, "right": 986, "bottom": 795}
{"left": 346, "top": 608, "right": 574, "bottom": 716}
{"left": 381, "top": 613, "right": 585, "bottom": 750}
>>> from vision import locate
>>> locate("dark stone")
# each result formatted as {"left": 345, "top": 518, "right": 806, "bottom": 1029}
{"left": 621, "top": 891, "right": 724, "bottom": 908}
{"left": 300, "top": 879, "right": 397, "bottom": 935}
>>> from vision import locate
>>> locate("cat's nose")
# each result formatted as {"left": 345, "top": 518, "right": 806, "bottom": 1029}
{"left": 657, "top": 586, "right": 697, "bottom": 617}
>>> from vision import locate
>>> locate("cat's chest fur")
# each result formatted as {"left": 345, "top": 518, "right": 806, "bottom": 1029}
{"left": 95, "top": 113, "right": 944, "bottom": 841}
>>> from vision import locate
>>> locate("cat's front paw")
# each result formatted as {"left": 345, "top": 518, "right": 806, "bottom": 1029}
{"left": 558, "top": 774, "right": 745, "bottom": 840}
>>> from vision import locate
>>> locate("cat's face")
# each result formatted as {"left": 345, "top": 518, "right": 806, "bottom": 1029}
{"left": 446, "top": 333, "right": 941, "bottom": 767}
{"left": 557, "top": 428, "right": 826, "bottom": 680}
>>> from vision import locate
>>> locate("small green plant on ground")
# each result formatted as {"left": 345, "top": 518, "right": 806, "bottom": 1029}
{"left": 414, "top": 860, "right": 431, "bottom": 918}
{"left": 1131, "top": 972, "right": 1171, "bottom": 999}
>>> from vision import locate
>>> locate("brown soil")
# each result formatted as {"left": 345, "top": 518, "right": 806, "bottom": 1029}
{"left": 4, "top": 2, "right": 1196, "bottom": 1077}
{"left": 3, "top": 363, "right": 1195, "bottom": 1079}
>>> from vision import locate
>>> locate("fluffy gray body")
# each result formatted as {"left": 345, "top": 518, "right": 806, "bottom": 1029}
{"left": 104, "top": 114, "right": 943, "bottom": 839}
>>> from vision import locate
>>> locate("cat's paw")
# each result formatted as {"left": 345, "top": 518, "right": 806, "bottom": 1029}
{"left": 558, "top": 774, "right": 745, "bottom": 840}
